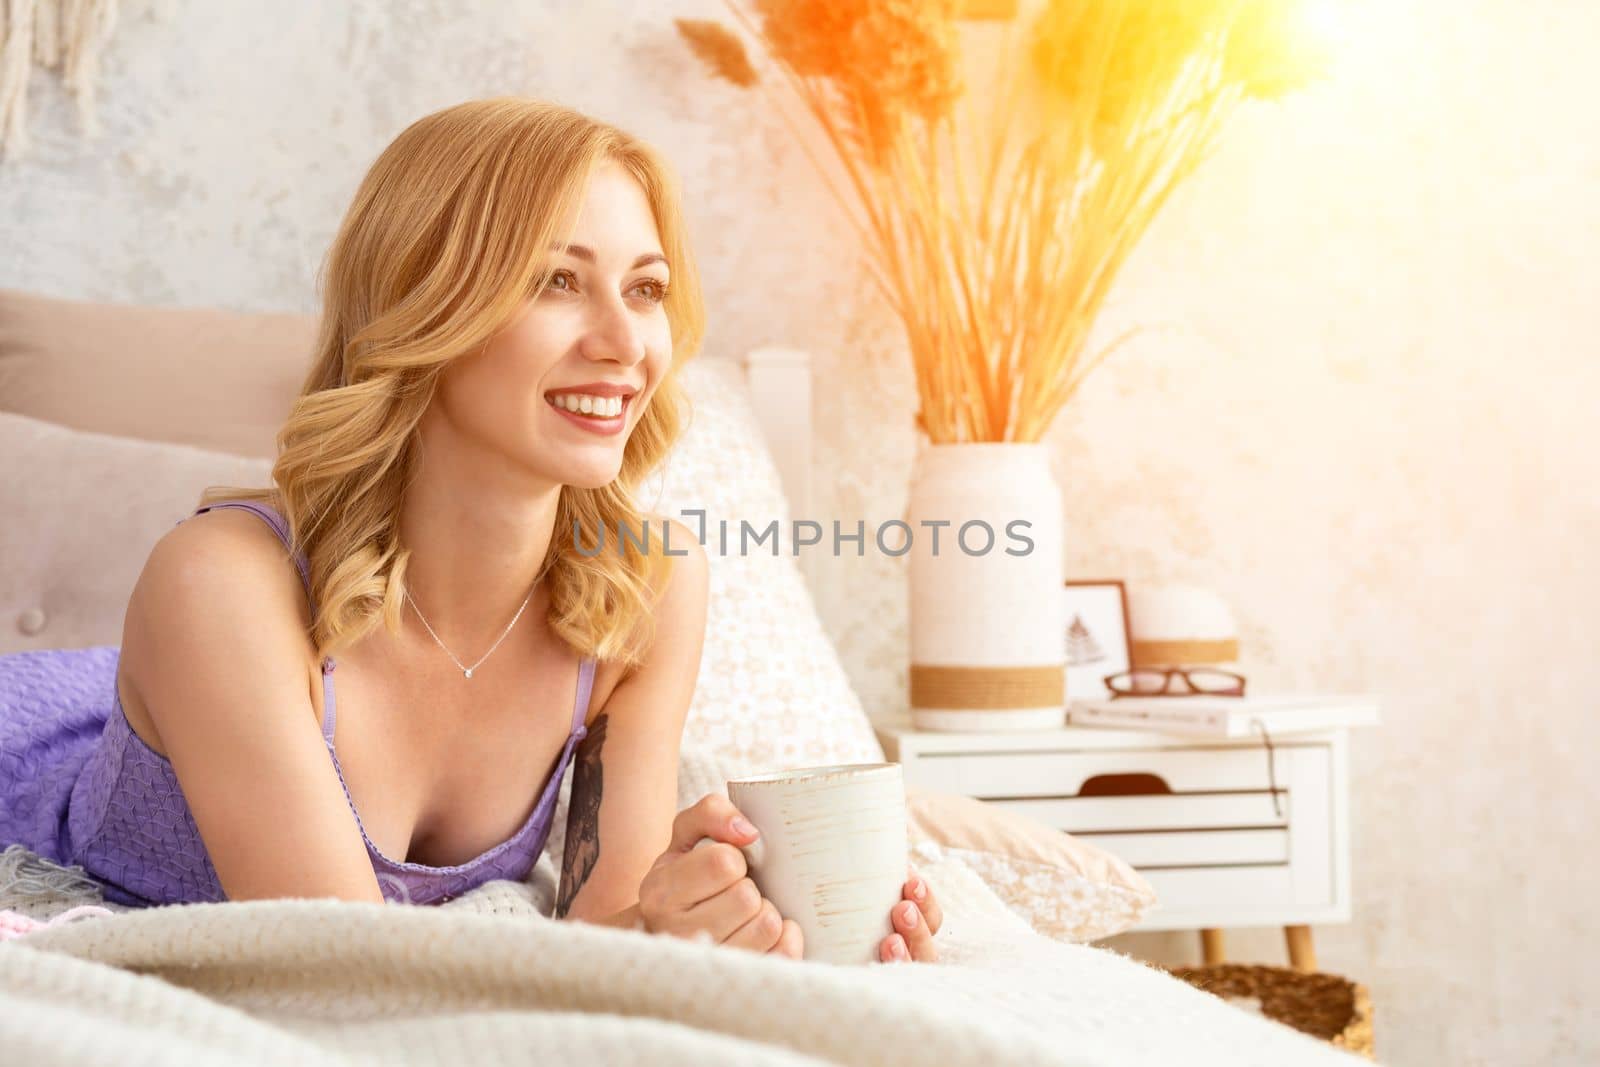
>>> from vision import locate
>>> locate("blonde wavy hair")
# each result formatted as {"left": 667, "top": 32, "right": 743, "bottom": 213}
{"left": 201, "top": 97, "right": 705, "bottom": 669}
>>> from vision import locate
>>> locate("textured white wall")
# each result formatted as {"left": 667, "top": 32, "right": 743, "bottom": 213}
{"left": 1, "top": 2, "right": 1593, "bottom": 1063}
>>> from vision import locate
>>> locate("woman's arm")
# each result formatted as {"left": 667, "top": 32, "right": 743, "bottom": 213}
{"left": 555, "top": 516, "right": 710, "bottom": 925}
{"left": 122, "top": 514, "right": 386, "bottom": 904}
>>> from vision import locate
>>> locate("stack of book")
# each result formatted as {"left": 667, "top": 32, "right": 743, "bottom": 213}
{"left": 1066, "top": 694, "right": 1381, "bottom": 738}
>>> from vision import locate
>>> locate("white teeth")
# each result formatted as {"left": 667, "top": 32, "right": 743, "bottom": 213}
{"left": 551, "top": 393, "right": 624, "bottom": 417}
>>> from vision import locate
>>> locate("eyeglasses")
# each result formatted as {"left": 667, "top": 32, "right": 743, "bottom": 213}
{"left": 1103, "top": 667, "right": 1247, "bottom": 699}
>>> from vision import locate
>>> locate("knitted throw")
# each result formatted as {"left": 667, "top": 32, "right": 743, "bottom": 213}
{"left": 0, "top": 746, "right": 1370, "bottom": 1064}
{"left": 0, "top": 846, "right": 1368, "bottom": 1066}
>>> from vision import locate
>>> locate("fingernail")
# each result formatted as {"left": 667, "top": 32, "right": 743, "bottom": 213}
{"left": 912, "top": 878, "right": 926, "bottom": 901}
{"left": 900, "top": 901, "right": 918, "bottom": 927}
{"left": 890, "top": 936, "right": 908, "bottom": 960}
{"left": 730, "top": 815, "right": 757, "bottom": 837}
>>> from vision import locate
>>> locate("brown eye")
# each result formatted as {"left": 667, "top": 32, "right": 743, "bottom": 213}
{"left": 632, "top": 279, "right": 670, "bottom": 303}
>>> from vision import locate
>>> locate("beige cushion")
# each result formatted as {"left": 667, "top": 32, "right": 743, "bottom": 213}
{"left": 0, "top": 288, "right": 314, "bottom": 458}
{"left": 905, "top": 786, "right": 1157, "bottom": 942}
{"left": 0, "top": 411, "right": 274, "bottom": 654}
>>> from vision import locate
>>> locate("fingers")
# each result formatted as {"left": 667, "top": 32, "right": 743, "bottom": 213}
{"left": 667, "top": 839, "right": 751, "bottom": 911}
{"left": 647, "top": 796, "right": 810, "bottom": 961}
{"left": 638, "top": 838, "right": 748, "bottom": 934}
{"left": 767, "top": 918, "right": 803, "bottom": 960}
{"left": 674, "top": 875, "right": 765, "bottom": 944}
{"left": 885, "top": 899, "right": 939, "bottom": 963}
{"left": 903, "top": 867, "right": 943, "bottom": 936}
{"left": 677, "top": 877, "right": 799, "bottom": 959}
{"left": 669, "top": 793, "right": 759, "bottom": 854}
{"left": 722, "top": 894, "right": 786, "bottom": 953}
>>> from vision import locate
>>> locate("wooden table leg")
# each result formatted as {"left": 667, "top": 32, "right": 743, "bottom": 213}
{"left": 1285, "top": 925, "right": 1316, "bottom": 972}
{"left": 1200, "top": 928, "right": 1226, "bottom": 965}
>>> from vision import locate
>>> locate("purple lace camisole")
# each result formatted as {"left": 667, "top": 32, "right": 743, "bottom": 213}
{"left": 0, "top": 499, "right": 595, "bottom": 907}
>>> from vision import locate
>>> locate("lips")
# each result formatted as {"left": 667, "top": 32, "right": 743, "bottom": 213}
{"left": 543, "top": 382, "right": 639, "bottom": 400}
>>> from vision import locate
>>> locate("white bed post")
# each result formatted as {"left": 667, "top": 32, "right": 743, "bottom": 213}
{"left": 741, "top": 347, "right": 818, "bottom": 590}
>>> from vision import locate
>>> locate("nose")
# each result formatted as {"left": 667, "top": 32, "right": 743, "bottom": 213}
{"left": 578, "top": 292, "right": 648, "bottom": 367}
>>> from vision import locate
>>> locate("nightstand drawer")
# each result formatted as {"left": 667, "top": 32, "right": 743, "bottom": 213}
{"left": 988, "top": 791, "right": 1289, "bottom": 833}
{"left": 909, "top": 746, "right": 1283, "bottom": 798}
{"left": 886, "top": 732, "right": 1344, "bottom": 930}
{"left": 1075, "top": 828, "right": 1289, "bottom": 867}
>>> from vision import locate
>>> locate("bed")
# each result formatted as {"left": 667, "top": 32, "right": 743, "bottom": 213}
{"left": 0, "top": 290, "right": 1374, "bottom": 1064}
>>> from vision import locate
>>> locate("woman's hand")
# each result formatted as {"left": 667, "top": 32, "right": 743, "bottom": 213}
{"left": 635, "top": 794, "right": 805, "bottom": 960}
{"left": 879, "top": 865, "right": 944, "bottom": 964}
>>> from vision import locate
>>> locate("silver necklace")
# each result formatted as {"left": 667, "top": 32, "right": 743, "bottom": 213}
{"left": 404, "top": 584, "right": 536, "bottom": 679}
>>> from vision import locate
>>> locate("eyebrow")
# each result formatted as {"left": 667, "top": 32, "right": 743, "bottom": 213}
{"left": 551, "top": 244, "right": 669, "bottom": 271}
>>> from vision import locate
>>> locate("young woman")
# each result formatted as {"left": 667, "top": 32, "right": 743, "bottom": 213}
{"left": 0, "top": 98, "right": 942, "bottom": 963}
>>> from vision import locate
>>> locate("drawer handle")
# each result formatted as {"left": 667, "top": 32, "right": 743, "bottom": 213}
{"left": 1079, "top": 772, "right": 1173, "bottom": 797}
{"left": 1076, "top": 722, "right": 1285, "bottom": 816}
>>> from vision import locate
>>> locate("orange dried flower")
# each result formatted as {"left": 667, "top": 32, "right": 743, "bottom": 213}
{"left": 674, "top": 19, "right": 759, "bottom": 88}
{"left": 755, "top": 0, "right": 964, "bottom": 128}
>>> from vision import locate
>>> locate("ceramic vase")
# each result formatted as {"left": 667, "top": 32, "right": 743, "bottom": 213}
{"left": 905, "top": 442, "right": 1065, "bottom": 731}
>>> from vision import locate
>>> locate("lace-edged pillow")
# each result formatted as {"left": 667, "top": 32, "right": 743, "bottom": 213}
{"left": 906, "top": 787, "right": 1157, "bottom": 943}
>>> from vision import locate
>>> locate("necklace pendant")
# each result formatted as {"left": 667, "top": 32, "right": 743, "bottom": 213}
{"left": 464, "top": 668, "right": 474, "bottom": 679}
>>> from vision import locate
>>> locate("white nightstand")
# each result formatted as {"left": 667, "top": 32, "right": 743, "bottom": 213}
{"left": 876, "top": 712, "right": 1367, "bottom": 971}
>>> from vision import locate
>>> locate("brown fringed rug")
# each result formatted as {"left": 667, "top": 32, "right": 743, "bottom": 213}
{"left": 1166, "top": 962, "right": 1375, "bottom": 1060}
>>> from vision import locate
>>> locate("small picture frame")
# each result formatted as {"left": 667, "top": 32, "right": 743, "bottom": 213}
{"left": 1062, "top": 579, "right": 1133, "bottom": 703}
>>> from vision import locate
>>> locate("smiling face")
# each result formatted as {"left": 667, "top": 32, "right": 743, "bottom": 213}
{"left": 426, "top": 160, "right": 674, "bottom": 490}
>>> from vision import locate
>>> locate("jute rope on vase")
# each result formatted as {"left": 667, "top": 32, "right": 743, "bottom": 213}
{"left": 0, "top": 0, "right": 121, "bottom": 162}
{"left": 909, "top": 664, "right": 1064, "bottom": 710}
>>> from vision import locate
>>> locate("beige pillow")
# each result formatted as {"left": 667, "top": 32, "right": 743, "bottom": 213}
{"left": 0, "top": 411, "right": 274, "bottom": 655}
{"left": 0, "top": 288, "right": 313, "bottom": 459}
{"left": 905, "top": 786, "right": 1157, "bottom": 943}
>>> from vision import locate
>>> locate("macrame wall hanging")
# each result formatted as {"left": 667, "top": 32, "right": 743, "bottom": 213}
{"left": 0, "top": 0, "right": 121, "bottom": 162}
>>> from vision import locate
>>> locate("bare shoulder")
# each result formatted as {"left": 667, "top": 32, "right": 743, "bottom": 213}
{"left": 638, "top": 514, "right": 708, "bottom": 633}
{"left": 126, "top": 506, "right": 317, "bottom": 672}
{"left": 650, "top": 513, "right": 708, "bottom": 596}
{"left": 641, "top": 512, "right": 709, "bottom": 655}
{"left": 595, "top": 511, "right": 707, "bottom": 604}
{"left": 120, "top": 506, "right": 321, "bottom": 750}
{"left": 117, "top": 506, "right": 384, "bottom": 902}
{"left": 591, "top": 513, "right": 708, "bottom": 701}
{"left": 133, "top": 506, "right": 311, "bottom": 612}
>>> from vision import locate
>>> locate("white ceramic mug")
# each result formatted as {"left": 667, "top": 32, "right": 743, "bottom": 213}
{"left": 724, "top": 762, "right": 907, "bottom": 966}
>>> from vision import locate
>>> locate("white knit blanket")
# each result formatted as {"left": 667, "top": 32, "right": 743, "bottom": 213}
{"left": 0, "top": 846, "right": 1371, "bottom": 1067}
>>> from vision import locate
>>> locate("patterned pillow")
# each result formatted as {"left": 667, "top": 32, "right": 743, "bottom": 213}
{"left": 905, "top": 787, "right": 1157, "bottom": 943}
{"left": 642, "top": 358, "right": 884, "bottom": 774}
